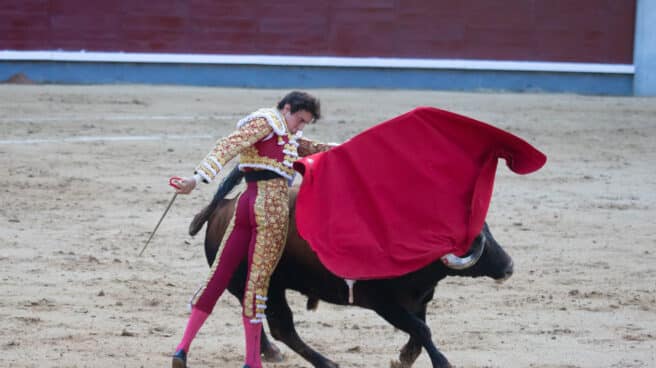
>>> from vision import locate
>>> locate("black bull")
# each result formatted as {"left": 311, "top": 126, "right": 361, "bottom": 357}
{"left": 189, "top": 169, "right": 514, "bottom": 368}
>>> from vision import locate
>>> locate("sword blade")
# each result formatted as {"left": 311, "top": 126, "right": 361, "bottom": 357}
{"left": 139, "top": 192, "right": 178, "bottom": 256}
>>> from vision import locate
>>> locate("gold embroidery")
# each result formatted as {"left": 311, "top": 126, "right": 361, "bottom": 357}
{"left": 297, "top": 137, "right": 336, "bottom": 157}
{"left": 267, "top": 109, "right": 287, "bottom": 134}
{"left": 195, "top": 118, "right": 273, "bottom": 182}
{"left": 207, "top": 159, "right": 220, "bottom": 173}
{"left": 237, "top": 108, "right": 288, "bottom": 135}
{"left": 239, "top": 144, "right": 298, "bottom": 179}
{"left": 243, "top": 178, "right": 289, "bottom": 317}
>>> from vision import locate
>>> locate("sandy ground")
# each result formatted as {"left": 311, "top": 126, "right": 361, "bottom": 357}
{"left": 0, "top": 85, "right": 654, "bottom": 368}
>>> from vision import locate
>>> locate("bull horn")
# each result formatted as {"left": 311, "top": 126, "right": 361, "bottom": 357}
{"left": 440, "top": 232, "right": 486, "bottom": 270}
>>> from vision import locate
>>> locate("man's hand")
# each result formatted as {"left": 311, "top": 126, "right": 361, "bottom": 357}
{"left": 169, "top": 176, "right": 197, "bottom": 194}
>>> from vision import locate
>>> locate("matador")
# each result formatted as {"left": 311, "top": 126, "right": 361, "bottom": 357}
{"left": 168, "top": 91, "right": 334, "bottom": 368}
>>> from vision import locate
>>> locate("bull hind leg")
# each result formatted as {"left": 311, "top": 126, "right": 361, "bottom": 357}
{"left": 259, "top": 320, "right": 284, "bottom": 362}
{"left": 266, "top": 286, "right": 339, "bottom": 368}
{"left": 374, "top": 302, "right": 451, "bottom": 368}
{"left": 226, "top": 263, "right": 284, "bottom": 362}
{"left": 390, "top": 304, "right": 427, "bottom": 368}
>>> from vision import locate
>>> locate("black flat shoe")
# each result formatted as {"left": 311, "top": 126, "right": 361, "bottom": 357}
{"left": 172, "top": 349, "right": 187, "bottom": 368}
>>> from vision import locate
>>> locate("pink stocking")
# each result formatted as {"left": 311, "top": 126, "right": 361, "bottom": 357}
{"left": 243, "top": 316, "right": 262, "bottom": 368}
{"left": 176, "top": 307, "right": 210, "bottom": 353}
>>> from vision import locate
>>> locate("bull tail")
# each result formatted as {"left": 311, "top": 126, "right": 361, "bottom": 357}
{"left": 188, "top": 166, "right": 244, "bottom": 236}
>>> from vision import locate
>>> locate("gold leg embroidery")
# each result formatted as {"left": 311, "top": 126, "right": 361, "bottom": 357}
{"left": 243, "top": 178, "right": 289, "bottom": 320}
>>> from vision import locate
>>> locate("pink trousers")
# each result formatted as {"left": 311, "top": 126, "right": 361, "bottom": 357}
{"left": 191, "top": 177, "right": 289, "bottom": 321}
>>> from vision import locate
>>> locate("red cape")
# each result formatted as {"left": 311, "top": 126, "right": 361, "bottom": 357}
{"left": 293, "top": 107, "right": 546, "bottom": 279}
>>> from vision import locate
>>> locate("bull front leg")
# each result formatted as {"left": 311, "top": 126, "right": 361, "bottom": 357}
{"left": 266, "top": 286, "right": 339, "bottom": 368}
{"left": 374, "top": 302, "right": 451, "bottom": 368}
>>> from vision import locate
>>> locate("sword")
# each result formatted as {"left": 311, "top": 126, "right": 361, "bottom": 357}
{"left": 139, "top": 176, "right": 183, "bottom": 256}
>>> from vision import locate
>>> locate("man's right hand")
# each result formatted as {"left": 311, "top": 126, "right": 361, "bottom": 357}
{"left": 169, "top": 176, "right": 196, "bottom": 194}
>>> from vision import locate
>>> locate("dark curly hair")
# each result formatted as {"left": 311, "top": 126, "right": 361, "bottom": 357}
{"left": 276, "top": 91, "right": 321, "bottom": 121}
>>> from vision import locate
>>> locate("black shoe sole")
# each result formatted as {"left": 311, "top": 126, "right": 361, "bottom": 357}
{"left": 172, "top": 357, "right": 186, "bottom": 368}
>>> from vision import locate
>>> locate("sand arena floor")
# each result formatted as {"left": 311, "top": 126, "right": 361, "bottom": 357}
{"left": 0, "top": 85, "right": 654, "bottom": 367}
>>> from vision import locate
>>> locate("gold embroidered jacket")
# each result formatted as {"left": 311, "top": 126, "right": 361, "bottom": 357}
{"left": 195, "top": 108, "right": 333, "bottom": 183}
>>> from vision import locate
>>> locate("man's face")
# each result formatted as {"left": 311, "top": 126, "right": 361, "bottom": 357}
{"left": 281, "top": 104, "right": 313, "bottom": 134}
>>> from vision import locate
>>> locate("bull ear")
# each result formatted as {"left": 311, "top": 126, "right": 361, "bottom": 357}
{"left": 440, "top": 232, "right": 486, "bottom": 270}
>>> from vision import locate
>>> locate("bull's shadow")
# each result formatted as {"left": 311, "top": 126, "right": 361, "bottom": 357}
{"left": 190, "top": 168, "right": 514, "bottom": 368}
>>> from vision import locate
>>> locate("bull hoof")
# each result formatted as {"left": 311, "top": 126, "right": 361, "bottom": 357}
{"left": 390, "top": 360, "right": 411, "bottom": 368}
{"left": 261, "top": 342, "right": 284, "bottom": 362}
{"left": 391, "top": 359, "right": 453, "bottom": 368}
